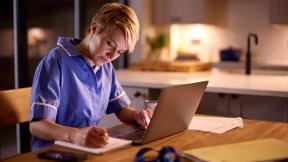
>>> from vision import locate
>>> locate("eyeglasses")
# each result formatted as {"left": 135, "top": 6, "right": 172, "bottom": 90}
{"left": 106, "top": 38, "right": 130, "bottom": 56}
{"left": 134, "top": 146, "right": 180, "bottom": 162}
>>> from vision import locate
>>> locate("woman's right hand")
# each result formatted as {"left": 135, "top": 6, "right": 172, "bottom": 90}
{"left": 71, "top": 125, "right": 109, "bottom": 147}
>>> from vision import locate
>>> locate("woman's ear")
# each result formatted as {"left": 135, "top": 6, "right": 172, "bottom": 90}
{"left": 90, "top": 23, "right": 97, "bottom": 34}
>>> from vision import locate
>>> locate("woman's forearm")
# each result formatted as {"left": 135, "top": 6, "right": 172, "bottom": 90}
{"left": 29, "top": 119, "right": 78, "bottom": 142}
{"left": 116, "top": 106, "right": 138, "bottom": 125}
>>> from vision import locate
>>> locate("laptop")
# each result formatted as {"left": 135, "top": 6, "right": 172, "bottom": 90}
{"left": 108, "top": 81, "right": 208, "bottom": 145}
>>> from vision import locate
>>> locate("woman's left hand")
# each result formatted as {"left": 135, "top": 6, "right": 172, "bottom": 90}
{"left": 134, "top": 108, "right": 153, "bottom": 129}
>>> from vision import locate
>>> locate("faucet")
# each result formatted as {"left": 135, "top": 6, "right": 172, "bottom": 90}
{"left": 245, "top": 33, "right": 258, "bottom": 75}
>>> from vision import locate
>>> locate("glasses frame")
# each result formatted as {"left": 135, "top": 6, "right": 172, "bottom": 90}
{"left": 106, "top": 38, "right": 130, "bottom": 56}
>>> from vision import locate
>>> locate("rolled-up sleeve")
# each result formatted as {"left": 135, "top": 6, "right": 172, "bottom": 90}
{"left": 30, "top": 52, "right": 61, "bottom": 122}
{"left": 106, "top": 69, "right": 131, "bottom": 114}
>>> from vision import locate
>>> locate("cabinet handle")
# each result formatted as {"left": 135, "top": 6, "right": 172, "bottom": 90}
{"left": 134, "top": 91, "right": 147, "bottom": 99}
{"left": 231, "top": 94, "right": 239, "bottom": 99}
{"left": 170, "top": 17, "right": 182, "bottom": 23}
{"left": 218, "top": 93, "right": 226, "bottom": 98}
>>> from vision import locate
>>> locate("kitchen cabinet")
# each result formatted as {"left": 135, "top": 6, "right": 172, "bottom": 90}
{"left": 271, "top": 0, "right": 288, "bottom": 24}
{"left": 123, "top": 86, "right": 149, "bottom": 109}
{"left": 196, "top": 93, "right": 230, "bottom": 116}
{"left": 122, "top": 86, "right": 161, "bottom": 109}
{"left": 152, "top": 0, "right": 225, "bottom": 25}
{"left": 231, "top": 95, "right": 288, "bottom": 122}
{"left": 197, "top": 92, "right": 288, "bottom": 122}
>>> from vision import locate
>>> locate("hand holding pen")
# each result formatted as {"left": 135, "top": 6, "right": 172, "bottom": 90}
{"left": 71, "top": 125, "right": 109, "bottom": 148}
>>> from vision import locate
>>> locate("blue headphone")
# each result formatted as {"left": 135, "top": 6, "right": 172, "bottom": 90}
{"left": 135, "top": 146, "right": 180, "bottom": 162}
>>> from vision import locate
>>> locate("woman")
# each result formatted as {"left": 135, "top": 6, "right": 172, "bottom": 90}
{"left": 29, "top": 3, "right": 152, "bottom": 150}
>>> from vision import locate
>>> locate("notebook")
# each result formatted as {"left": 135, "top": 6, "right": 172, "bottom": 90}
{"left": 182, "top": 138, "right": 288, "bottom": 162}
{"left": 108, "top": 81, "right": 208, "bottom": 145}
{"left": 55, "top": 137, "right": 132, "bottom": 155}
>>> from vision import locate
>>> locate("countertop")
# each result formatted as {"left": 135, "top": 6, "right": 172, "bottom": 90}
{"left": 116, "top": 69, "right": 288, "bottom": 97}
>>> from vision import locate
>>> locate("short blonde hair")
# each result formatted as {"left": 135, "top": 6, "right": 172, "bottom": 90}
{"left": 91, "top": 3, "right": 139, "bottom": 53}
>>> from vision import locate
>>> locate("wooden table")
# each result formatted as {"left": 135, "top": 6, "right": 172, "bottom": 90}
{"left": 2, "top": 119, "right": 288, "bottom": 162}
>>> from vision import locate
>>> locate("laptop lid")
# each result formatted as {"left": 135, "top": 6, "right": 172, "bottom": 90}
{"left": 134, "top": 81, "right": 208, "bottom": 144}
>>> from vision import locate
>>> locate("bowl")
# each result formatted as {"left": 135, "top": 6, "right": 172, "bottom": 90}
{"left": 220, "top": 48, "right": 242, "bottom": 62}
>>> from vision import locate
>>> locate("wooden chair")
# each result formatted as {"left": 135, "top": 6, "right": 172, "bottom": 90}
{"left": 0, "top": 87, "right": 31, "bottom": 128}
{"left": 0, "top": 87, "right": 32, "bottom": 155}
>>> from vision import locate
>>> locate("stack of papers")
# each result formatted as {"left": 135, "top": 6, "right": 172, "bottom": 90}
{"left": 55, "top": 137, "right": 132, "bottom": 155}
{"left": 189, "top": 116, "right": 243, "bottom": 134}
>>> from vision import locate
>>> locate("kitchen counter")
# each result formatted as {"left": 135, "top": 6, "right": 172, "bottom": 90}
{"left": 213, "top": 62, "right": 288, "bottom": 71}
{"left": 213, "top": 62, "right": 288, "bottom": 75}
{"left": 116, "top": 69, "right": 288, "bottom": 97}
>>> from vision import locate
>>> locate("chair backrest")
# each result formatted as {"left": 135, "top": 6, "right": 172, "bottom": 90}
{"left": 0, "top": 87, "right": 31, "bottom": 128}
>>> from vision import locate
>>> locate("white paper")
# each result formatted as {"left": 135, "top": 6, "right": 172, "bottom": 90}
{"left": 55, "top": 137, "right": 132, "bottom": 154}
{"left": 188, "top": 116, "right": 243, "bottom": 134}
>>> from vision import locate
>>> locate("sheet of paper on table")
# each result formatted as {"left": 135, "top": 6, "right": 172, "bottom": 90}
{"left": 188, "top": 116, "right": 244, "bottom": 134}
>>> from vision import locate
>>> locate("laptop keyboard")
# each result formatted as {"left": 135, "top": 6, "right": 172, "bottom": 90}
{"left": 115, "top": 128, "right": 145, "bottom": 141}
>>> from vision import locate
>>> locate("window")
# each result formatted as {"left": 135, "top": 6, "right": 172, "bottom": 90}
{"left": 0, "top": 0, "right": 126, "bottom": 90}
